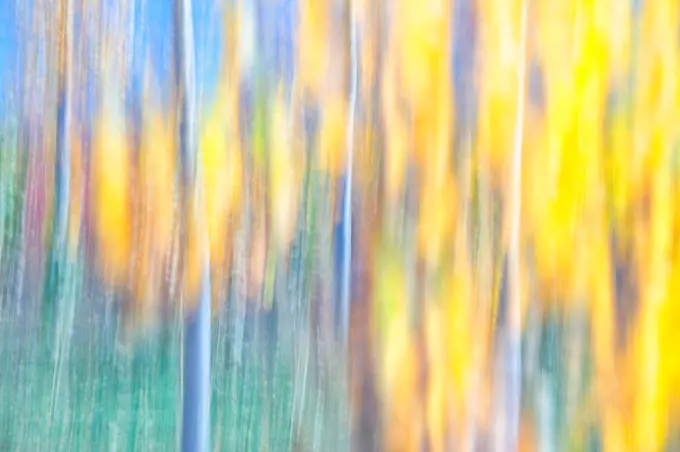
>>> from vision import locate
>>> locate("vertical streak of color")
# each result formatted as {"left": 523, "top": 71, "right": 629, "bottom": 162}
{"left": 176, "top": 0, "right": 211, "bottom": 450}
{"left": 341, "top": 0, "right": 358, "bottom": 346}
{"left": 55, "top": 0, "right": 73, "bottom": 258}
{"left": 505, "top": 0, "right": 529, "bottom": 449}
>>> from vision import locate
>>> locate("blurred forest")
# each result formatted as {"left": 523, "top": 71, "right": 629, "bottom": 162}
{"left": 1, "top": 0, "right": 680, "bottom": 450}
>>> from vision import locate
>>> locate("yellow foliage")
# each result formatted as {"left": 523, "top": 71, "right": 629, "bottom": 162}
{"left": 608, "top": 109, "right": 633, "bottom": 250}
{"left": 396, "top": 0, "right": 450, "bottom": 112}
{"left": 298, "top": 0, "right": 329, "bottom": 97}
{"left": 477, "top": 0, "right": 523, "bottom": 180}
{"left": 317, "top": 97, "right": 347, "bottom": 176}
{"left": 625, "top": 160, "right": 676, "bottom": 451}
{"left": 477, "top": 85, "right": 517, "bottom": 181}
{"left": 382, "top": 318, "right": 421, "bottom": 452}
{"left": 528, "top": 0, "right": 612, "bottom": 303}
{"left": 138, "top": 112, "right": 176, "bottom": 259}
{"left": 442, "top": 258, "right": 474, "bottom": 409}
{"left": 269, "top": 90, "right": 302, "bottom": 253}
{"left": 200, "top": 109, "right": 242, "bottom": 264}
{"left": 373, "top": 240, "right": 419, "bottom": 450}
{"left": 535, "top": 0, "right": 578, "bottom": 82}
{"left": 184, "top": 104, "right": 242, "bottom": 304}
{"left": 414, "top": 72, "right": 453, "bottom": 187}
{"left": 381, "top": 59, "right": 409, "bottom": 203}
{"left": 92, "top": 102, "right": 132, "bottom": 287}
{"left": 425, "top": 311, "right": 447, "bottom": 452}
{"left": 132, "top": 110, "right": 177, "bottom": 323}
{"left": 606, "top": 0, "right": 632, "bottom": 77}
{"left": 60, "top": 0, "right": 680, "bottom": 446}
{"left": 631, "top": 298, "right": 669, "bottom": 452}
{"left": 661, "top": 263, "right": 680, "bottom": 417}
{"left": 417, "top": 171, "right": 456, "bottom": 266}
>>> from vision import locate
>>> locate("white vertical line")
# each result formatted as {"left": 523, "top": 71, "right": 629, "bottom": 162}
{"left": 341, "top": 0, "right": 358, "bottom": 346}
{"left": 505, "top": 0, "right": 529, "bottom": 449}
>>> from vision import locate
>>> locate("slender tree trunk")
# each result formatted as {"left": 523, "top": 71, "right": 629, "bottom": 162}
{"left": 175, "top": 0, "right": 212, "bottom": 450}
